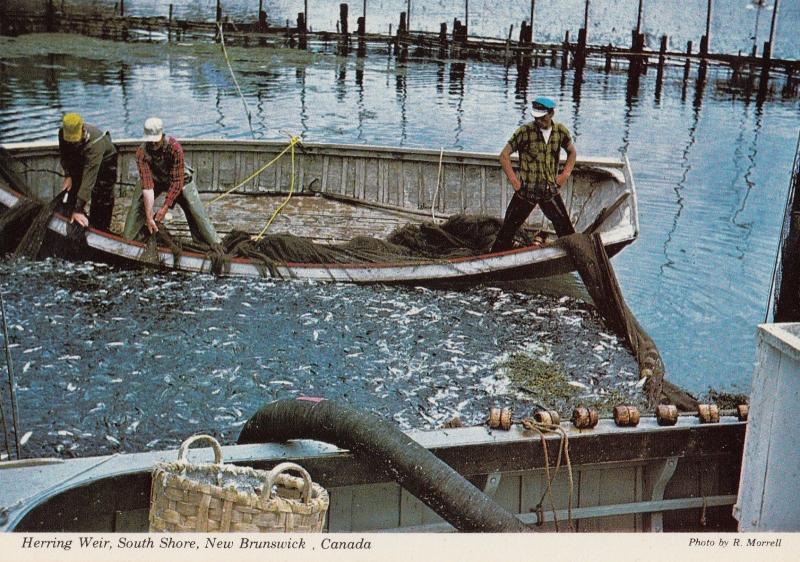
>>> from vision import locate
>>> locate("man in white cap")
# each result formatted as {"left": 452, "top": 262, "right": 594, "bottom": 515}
{"left": 491, "top": 96, "right": 577, "bottom": 253}
{"left": 123, "top": 117, "right": 221, "bottom": 246}
{"left": 58, "top": 113, "right": 117, "bottom": 230}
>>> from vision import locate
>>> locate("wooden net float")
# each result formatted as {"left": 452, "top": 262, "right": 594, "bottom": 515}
{"left": 736, "top": 404, "right": 749, "bottom": 422}
{"left": 697, "top": 404, "right": 720, "bottom": 424}
{"left": 488, "top": 407, "right": 512, "bottom": 430}
{"left": 571, "top": 407, "right": 599, "bottom": 429}
{"left": 613, "top": 405, "right": 640, "bottom": 427}
{"left": 149, "top": 434, "right": 329, "bottom": 532}
{"left": 533, "top": 409, "right": 561, "bottom": 426}
{"left": 656, "top": 404, "right": 678, "bottom": 426}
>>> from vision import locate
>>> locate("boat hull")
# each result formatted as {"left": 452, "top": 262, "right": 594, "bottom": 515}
{"left": 2, "top": 417, "right": 744, "bottom": 533}
{"left": 1, "top": 141, "right": 639, "bottom": 283}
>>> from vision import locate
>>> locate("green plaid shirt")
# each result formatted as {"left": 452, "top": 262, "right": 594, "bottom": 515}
{"left": 508, "top": 121, "right": 572, "bottom": 188}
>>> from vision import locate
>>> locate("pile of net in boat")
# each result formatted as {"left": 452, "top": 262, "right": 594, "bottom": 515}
{"left": 152, "top": 214, "right": 535, "bottom": 276}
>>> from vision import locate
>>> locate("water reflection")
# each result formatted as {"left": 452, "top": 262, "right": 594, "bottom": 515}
{"left": 731, "top": 105, "right": 762, "bottom": 260}
{"left": 0, "top": 35, "right": 798, "bottom": 395}
{"left": 660, "top": 101, "right": 699, "bottom": 276}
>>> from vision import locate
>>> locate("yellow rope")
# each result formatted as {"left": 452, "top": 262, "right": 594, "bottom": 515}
{"left": 254, "top": 137, "right": 298, "bottom": 241}
{"left": 217, "top": 22, "right": 255, "bottom": 137}
{"left": 209, "top": 136, "right": 299, "bottom": 205}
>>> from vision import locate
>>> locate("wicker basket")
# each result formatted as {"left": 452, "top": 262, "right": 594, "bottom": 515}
{"left": 149, "top": 434, "right": 329, "bottom": 532}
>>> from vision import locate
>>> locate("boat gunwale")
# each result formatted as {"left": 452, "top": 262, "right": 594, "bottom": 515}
{"left": 0, "top": 417, "right": 745, "bottom": 532}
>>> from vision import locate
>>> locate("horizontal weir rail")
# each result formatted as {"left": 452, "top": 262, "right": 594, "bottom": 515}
{"left": 387, "top": 494, "right": 739, "bottom": 532}
{"left": 2, "top": 11, "right": 797, "bottom": 74}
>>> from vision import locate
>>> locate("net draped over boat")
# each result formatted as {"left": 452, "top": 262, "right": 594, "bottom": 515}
{"left": 150, "top": 214, "right": 534, "bottom": 276}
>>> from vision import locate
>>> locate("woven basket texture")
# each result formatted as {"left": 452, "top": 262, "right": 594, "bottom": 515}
{"left": 148, "top": 436, "right": 329, "bottom": 533}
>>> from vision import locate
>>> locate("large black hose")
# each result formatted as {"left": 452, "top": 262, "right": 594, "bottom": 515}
{"left": 238, "top": 398, "right": 529, "bottom": 533}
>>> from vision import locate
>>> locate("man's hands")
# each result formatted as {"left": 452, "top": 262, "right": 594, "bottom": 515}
{"left": 146, "top": 216, "right": 158, "bottom": 234}
{"left": 146, "top": 206, "right": 169, "bottom": 234}
{"left": 62, "top": 176, "right": 72, "bottom": 192}
{"left": 511, "top": 177, "right": 522, "bottom": 192}
{"left": 556, "top": 172, "right": 570, "bottom": 187}
{"left": 70, "top": 211, "right": 89, "bottom": 227}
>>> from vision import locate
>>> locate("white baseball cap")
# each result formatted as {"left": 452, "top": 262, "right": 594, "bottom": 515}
{"left": 143, "top": 117, "right": 164, "bottom": 142}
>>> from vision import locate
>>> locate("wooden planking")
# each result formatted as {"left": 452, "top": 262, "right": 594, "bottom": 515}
{"left": 326, "top": 486, "right": 354, "bottom": 532}
{"left": 350, "top": 482, "right": 401, "bottom": 531}
{"left": 441, "top": 163, "right": 463, "bottom": 213}
{"left": 664, "top": 459, "right": 704, "bottom": 532}
{"left": 192, "top": 151, "right": 215, "bottom": 192}
{"left": 519, "top": 468, "right": 576, "bottom": 532}
{"left": 589, "top": 465, "right": 641, "bottom": 531}
{"left": 364, "top": 158, "right": 380, "bottom": 204}
{"left": 398, "top": 489, "right": 443, "bottom": 528}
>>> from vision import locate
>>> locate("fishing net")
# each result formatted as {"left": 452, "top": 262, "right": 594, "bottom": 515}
{"left": 0, "top": 146, "right": 66, "bottom": 259}
{"left": 560, "top": 232, "right": 697, "bottom": 410}
{"left": 772, "top": 130, "right": 800, "bottom": 322}
{"left": 162, "top": 214, "right": 533, "bottom": 272}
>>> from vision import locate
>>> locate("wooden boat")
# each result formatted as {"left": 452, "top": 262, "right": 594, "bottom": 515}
{"left": 0, "top": 413, "right": 742, "bottom": 533}
{"left": 0, "top": 140, "right": 638, "bottom": 283}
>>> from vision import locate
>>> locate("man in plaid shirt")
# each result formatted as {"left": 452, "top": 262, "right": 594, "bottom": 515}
{"left": 123, "top": 117, "right": 220, "bottom": 246}
{"left": 491, "top": 96, "right": 577, "bottom": 253}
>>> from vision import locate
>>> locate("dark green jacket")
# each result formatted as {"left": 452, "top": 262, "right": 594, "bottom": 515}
{"left": 58, "top": 124, "right": 117, "bottom": 207}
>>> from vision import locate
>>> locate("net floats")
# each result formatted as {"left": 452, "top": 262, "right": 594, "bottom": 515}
{"left": 656, "top": 404, "right": 679, "bottom": 426}
{"left": 697, "top": 404, "right": 720, "bottom": 424}
{"left": 571, "top": 407, "right": 599, "bottom": 429}
{"left": 533, "top": 409, "right": 561, "bottom": 426}
{"left": 613, "top": 405, "right": 641, "bottom": 427}
{"left": 736, "top": 404, "right": 749, "bottom": 421}
{"left": 488, "top": 407, "right": 513, "bottom": 430}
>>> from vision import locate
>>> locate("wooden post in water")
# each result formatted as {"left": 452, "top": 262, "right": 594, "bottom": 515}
{"left": 768, "top": 0, "right": 780, "bottom": 46}
{"left": 465, "top": 0, "right": 469, "bottom": 36}
{"left": 120, "top": 0, "right": 124, "bottom": 17}
{"left": 340, "top": 3, "right": 349, "bottom": 36}
{"left": 46, "top": 0, "right": 55, "bottom": 32}
{"left": 763, "top": 0, "right": 782, "bottom": 97}
{"left": 504, "top": 24, "right": 513, "bottom": 65}
{"left": 700, "top": 0, "right": 712, "bottom": 56}
{"left": 168, "top": 4, "right": 173, "bottom": 41}
{"left": 758, "top": 39, "right": 773, "bottom": 97}
{"left": 357, "top": 16, "right": 365, "bottom": 55}
{"left": 576, "top": 28, "right": 587, "bottom": 70}
{"left": 258, "top": 0, "right": 267, "bottom": 31}
{"left": 635, "top": 0, "right": 643, "bottom": 35}
{"left": 562, "top": 30, "right": 570, "bottom": 70}
{"left": 683, "top": 40, "right": 693, "bottom": 82}
{"left": 576, "top": 0, "right": 589, "bottom": 70}
{"left": 530, "top": 0, "right": 536, "bottom": 42}
{"left": 583, "top": 0, "right": 590, "bottom": 32}
{"left": 605, "top": 42, "right": 612, "bottom": 72}
{"left": 655, "top": 34, "right": 668, "bottom": 97}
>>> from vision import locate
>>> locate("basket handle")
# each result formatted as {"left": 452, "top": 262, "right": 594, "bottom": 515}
{"left": 176, "top": 434, "right": 224, "bottom": 465}
{"left": 264, "top": 462, "right": 314, "bottom": 504}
